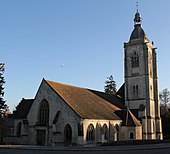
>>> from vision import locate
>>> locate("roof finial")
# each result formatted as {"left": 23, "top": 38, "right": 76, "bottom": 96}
{"left": 136, "top": 1, "right": 139, "bottom": 12}
{"left": 134, "top": 1, "right": 142, "bottom": 26}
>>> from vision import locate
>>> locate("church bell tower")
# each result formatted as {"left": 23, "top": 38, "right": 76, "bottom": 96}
{"left": 124, "top": 10, "right": 163, "bottom": 140}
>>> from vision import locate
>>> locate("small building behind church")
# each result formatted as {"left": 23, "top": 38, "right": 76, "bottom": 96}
{"left": 13, "top": 10, "right": 163, "bottom": 146}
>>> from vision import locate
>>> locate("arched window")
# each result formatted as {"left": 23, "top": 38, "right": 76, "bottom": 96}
{"left": 130, "top": 132, "right": 134, "bottom": 140}
{"left": 115, "top": 124, "right": 119, "bottom": 141}
{"left": 16, "top": 122, "right": 22, "bottom": 137}
{"left": 103, "top": 124, "right": 109, "bottom": 141}
{"left": 133, "top": 85, "right": 139, "bottom": 98}
{"left": 86, "top": 124, "right": 95, "bottom": 142}
{"left": 64, "top": 124, "right": 72, "bottom": 143}
{"left": 131, "top": 52, "right": 139, "bottom": 67}
{"left": 38, "top": 99, "right": 49, "bottom": 126}
{"left": 96, "top": 123, "right": 102, "bottom": 142}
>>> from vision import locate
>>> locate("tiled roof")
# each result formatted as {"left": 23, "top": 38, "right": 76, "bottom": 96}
{"left": 89, "top": 89, "right": 125, "bottom": 109}
{"left": 115, "top": 109, "right": 141, "bottom": 126}
{"left": 116, "top": 83, "right": 125, "bottom": 100}
{"left": 130, "top": 109, "right": 139, "bottom": 119}
{"left": 13, "top": 98, "right": 34, "bottom": 119}
{"left": 45, "top": 79, "right": 121, "bottom": 120}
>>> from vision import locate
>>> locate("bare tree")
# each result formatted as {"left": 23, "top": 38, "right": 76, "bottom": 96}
{"left": 159, "top": 88, "right": 170, "bottom": 109}
{"left": 159, "top": 89, "right": 170, "bottom": 139}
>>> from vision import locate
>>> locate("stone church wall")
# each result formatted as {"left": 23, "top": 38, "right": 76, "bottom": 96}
{"left": 13, "top": 119, "right": 29, "bottom": 144}
{"left": 120, "top": 126, "right": 142, "bottom": 140}
{"left": 82, "top": 119, "right": 122, "bottom": 144}
{"left": 27, "top": 80, "right": 81, "bottom": 145}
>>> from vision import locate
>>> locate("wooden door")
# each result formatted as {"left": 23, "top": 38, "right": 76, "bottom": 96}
{"left": 36, "top": 130, "right": 46, "bottom": 146}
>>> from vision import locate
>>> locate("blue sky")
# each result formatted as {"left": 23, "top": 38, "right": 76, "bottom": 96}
{"left": 1, "top": 0, "right": 170, "bottom": 111}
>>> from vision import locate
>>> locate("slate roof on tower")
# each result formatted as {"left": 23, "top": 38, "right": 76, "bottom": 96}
{"left": 129, "top": 11, "right": 149, "bottom": 42}
{"left": 130, "top": 24, "right": 149, "bottom": 42}
{"left": 45, "top": 79, "right": 122, "bottom": 120}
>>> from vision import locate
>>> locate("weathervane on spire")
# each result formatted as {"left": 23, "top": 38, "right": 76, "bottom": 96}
{"left": 134, "top": 1, "right": 142, "bottom": 25}
{"left": 136, "top": 1, "right": 139, "bottom": 12}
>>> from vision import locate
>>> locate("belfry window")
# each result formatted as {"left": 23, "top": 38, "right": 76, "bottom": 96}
{"left": 131, "top": 52, "right": 139, "bottom": 67}
{"left": 133, "top": 85, "right": 139, "bottom": 98}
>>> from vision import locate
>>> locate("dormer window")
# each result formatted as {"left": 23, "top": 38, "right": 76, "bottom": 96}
{"left": 131, "top": 52, "right": 139, "bottom": 68}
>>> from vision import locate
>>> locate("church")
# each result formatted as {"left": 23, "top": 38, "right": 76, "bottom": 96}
{"left": 13, "top": 10, "right": 163, "bottom": 146}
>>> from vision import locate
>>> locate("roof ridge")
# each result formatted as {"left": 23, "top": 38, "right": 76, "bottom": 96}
{"left": 45, "top": 79, "right": 86, "bottom": 90}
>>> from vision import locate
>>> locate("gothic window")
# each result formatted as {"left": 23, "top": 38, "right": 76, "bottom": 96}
{"left": 115, "top": 124, "right": 119, "bottom": 141}
{"left": 16, "top": 122, "right": 22, "bottom": 137}
{"left": 96, "top": 123, "right": 102, "bottom": 142}
{"left": 103, "top": 124, "right": 109, "bottom": 141}
{"left": 131, "top": 52, "right": 139, "bottom": 67}
{"left": 64, "top": 124, "right": 72, "bottom": 143}
{"left": 38, "top": 99, "right": 49, "bottom": 126}
{"left": 136, "top": 85, "right": 138, "bottom": 96}
{"left": 133, "top": 85, "right": 139, "bottom": 98}
{"left": 86, "top": 124, "right": 95, "bottom": 142}
{"left": 133, "top": 85, "right": 136, "bottom": 96}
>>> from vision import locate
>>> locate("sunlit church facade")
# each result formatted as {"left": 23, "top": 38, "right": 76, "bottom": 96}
{"left": 13, "top": 10, "right": 163, "bottom": 146}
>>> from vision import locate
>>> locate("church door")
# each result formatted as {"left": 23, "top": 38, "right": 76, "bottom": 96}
{"left": 36, "top": 130, "right": 46, "bottom": 146}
